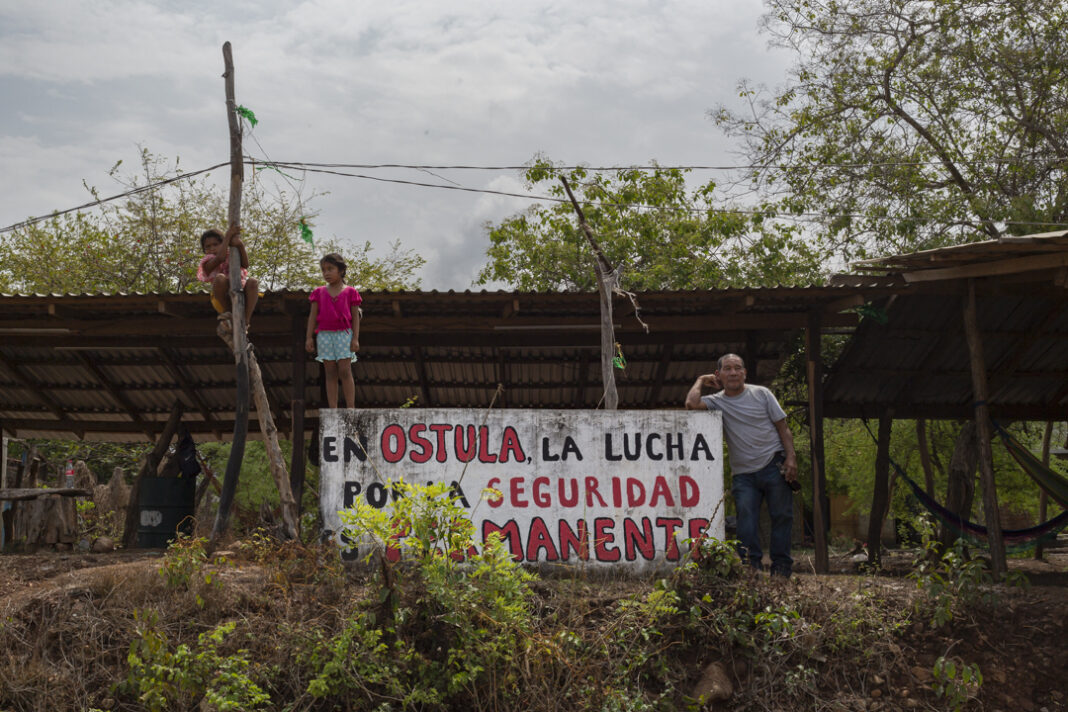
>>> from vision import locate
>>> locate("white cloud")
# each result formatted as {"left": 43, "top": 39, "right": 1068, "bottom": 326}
{"left": 0, "top": 0, "right": 792, "bottom": 287}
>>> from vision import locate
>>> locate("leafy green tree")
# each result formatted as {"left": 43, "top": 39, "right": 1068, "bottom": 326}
{"left": 0, "top": 148, "right": 424, "bottom": 294}
{"left": 714, "top": 0, "right": 1068, "bottom": 261}
{"left": 477, "top": 158, "right": 822, "bottom": 291}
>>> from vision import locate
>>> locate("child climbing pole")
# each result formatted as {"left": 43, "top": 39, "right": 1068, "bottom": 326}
{"left": 198, "top": 224, "right": 259, "bottom": 327}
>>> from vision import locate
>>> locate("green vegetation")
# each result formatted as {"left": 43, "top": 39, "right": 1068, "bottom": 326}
{"left": 477, "top": 158, "right": 822, "bottom": 291}
{"left": 0, "top": 510, "right": 1052, "bottom": 710}
{"left": 715, "top": 0, "right": 1068, "bottom": 260}
{"left": 0, "top": 148, "right": 424, "bottom": 294}
{"left": 932, "top": 655, "right": 983, "bottom": 712}
{"left": 124, "top": 613, "right": 269, "bottom": 712}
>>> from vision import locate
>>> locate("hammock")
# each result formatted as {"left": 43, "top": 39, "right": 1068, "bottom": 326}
{"left": 895, "top": 466, "right": 1068, "bottom": 550}
{"left": 991, "top": 421, "right": 1068, "bottom": 510}
{"left": 862, "top": 420, "right": 1068, "bottom": 550}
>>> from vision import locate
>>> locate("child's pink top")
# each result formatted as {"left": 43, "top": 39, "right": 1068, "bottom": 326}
{"left": 198, "top": 253, "right": 248, "bottom": 285}
{"left": 310, "top": 285, "right": 362, "bottom": 332}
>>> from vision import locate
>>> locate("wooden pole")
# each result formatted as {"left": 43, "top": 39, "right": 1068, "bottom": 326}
{"left": 560, "top": 176, "right": 618, "bottom": 410}
{"left": 216, "top": 324, "right": 299, "bottom": 540}
{"left": 289, "top": 313, "right": 307, "bottom": 513}
{"left": 123, "top": 401, "right": 184, "bottom": 548}
{"left": 1034, "top": 420, "right": 1053, "bottom": 560}
{"left": 212, "top": 40, "right": 251, "bottom": 543}
{"left": 962, "top": 279, "right": 1007, "bottom": 577}
{"left": 806, "top": 309, "right": 829, "bottom": 573}
{"left": 867, "top": 410, "right": 893, "bottom": 568}
{"left": 916, "top": 418, "right": 936, "bottom": 497}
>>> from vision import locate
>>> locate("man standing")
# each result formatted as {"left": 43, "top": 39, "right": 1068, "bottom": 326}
{"left": 685, "top": 354, "right": 798, "bottom": 577}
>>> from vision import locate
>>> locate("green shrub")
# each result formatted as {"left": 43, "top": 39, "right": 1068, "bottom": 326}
{"left": 124, "top": 611, "right": 269, "bottom": 711}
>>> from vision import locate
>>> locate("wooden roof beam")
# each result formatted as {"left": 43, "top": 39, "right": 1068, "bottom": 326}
{"left": 73, "top": 352, "right": 155, "bottom": 442}
{"left": 809, "top": 402, "right": 1068, "bottom": 421}
{"left": 158, "top": 347, "right": 224, "bottom": 440}
{"left": 0, "top": 351, "right": 75, "bottom": 429}
{"left": 901, "top": 252, "right": 1068, "bottom": 283}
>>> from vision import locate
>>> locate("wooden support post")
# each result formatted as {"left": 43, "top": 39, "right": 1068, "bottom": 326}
{"left": 12, "top": 453, "right": 40, "bottom": 544}
{"left": 290, "top": 314, "right": 307, "bottom": 514}
{"left": 413, "top": 347, "right": 432, "bottom": 407}
{"left": 560, "top": 176, "right": 617, "bottom": 410}
{"left": 916, "top": 418, "right": 936, "bottom": 497}
{"left": 867, "top": 411, "right": 893, "bottom": 568}
{"left": 962, "top": 279, "right": 1007, "bottom": 577}
{"left": 123, "top": 401, "right": 184, "bottom": 548}
{"left": 0, "top": 422, "right": 10, "bottom": 548}
{"left": 806, "top": 310, "right": 829, "bottom": 573}
{"left": 212, "top": 40, "right": 251, "bottom": 544}
{"left": 0, "top": 420, "right": 6, "bottom": 489}
{"left": 1034, "top": 421, "right": 1053, "bottom": 560}
{"left": 595, "top": 261, "right": 618, "bottom": 410}
{"left": 216, "top": 324, "right": 299, "bottom": 540}
{"left": 649, "top": 344, "right": 673, "bottom": 407}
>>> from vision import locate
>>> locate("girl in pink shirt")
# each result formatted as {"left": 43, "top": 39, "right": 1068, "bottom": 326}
{"left": 306, "top": 253, "right": 362, "bottom": 408}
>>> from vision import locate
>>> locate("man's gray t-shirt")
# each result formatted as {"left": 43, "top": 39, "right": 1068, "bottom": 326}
{"left": 701, "top": 385, "right": 787, "bottom": 474}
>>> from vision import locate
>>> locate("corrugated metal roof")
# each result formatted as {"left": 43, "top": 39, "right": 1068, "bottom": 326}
{"left": 823, "top": 232, "right": 1068, "bottom": 419}
{"left": 0, "top": 286, "right": 882, "bottom": 441}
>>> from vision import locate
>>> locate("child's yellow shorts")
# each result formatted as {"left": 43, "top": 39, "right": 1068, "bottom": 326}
{"left": 209, "top": 291, "right": 264, "bottom": 314}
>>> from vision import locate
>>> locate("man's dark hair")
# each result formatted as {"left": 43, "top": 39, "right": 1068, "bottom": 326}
{"left": 200, "top": 228, "right": 224, "bottom": 250}
{"left": 321, "top": 252, "right": 347, "bottom": 279}
{"left": 716, "top": 353, "right": 745, "bottom": 371}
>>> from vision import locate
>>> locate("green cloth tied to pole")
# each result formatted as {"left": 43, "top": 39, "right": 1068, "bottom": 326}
{"left": 299, "top": 218, "right": 314, "bottom": 245}
{"left": 235, "top": 105, "right": 258, "bottom": 127}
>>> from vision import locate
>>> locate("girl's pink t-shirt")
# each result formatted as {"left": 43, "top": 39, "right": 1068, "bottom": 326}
{"left": 310, "top": 285, "right": 362, "bottom": 332}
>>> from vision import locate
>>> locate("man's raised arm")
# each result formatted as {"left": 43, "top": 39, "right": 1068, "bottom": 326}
{"left": 685, "top": 374, "right": 719, "bottom": 409}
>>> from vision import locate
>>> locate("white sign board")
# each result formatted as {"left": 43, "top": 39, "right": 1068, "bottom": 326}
{"left": 319, "top": 408, "right": 724, "bottom": 572}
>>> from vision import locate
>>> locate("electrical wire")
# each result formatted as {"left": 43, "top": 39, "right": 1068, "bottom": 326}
{"left": 0, "top": 162, "right": 229, "bottom": 234}
{"left": 5, "top": 157, "right": 1068, "bottom": 235}
{"left": 247, "top": 157, "right": 1068, "bottom": 171}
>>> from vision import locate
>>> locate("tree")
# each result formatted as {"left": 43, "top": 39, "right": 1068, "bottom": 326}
{"left": 477, "top": 158, "right": 822, "bottom": 291}
{"left": 714, "top": 0, "right": 1068, "bottom": 261}
{"left": 0, "top": 148, "right": 425, "bottom": 294}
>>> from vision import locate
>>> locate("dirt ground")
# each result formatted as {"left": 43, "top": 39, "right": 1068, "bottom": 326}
{"left": 1, "top": 543, "right": 1065, "bottom": 711}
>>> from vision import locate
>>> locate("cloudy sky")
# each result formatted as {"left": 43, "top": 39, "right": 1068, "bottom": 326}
{"left": 0, "top": 1, "right": 792, "bottom": 289}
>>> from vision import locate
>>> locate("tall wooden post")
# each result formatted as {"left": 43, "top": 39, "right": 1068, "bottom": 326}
{"left": 806, "top": 310, "right": 829, "bottom": 573}
{"left": 595, "top": 262, "right": 618, "bottom": 410}
{"left": 916, "top": 419, "right": 936, "bottom": 496}
{"left": 962, "top": 279, "right": 1007, "bottom": 577}
{"left": 290, "top": 312, "right": 307, "bottom": 513}
{"left": 560, "top": 176, "right": 618, "bottom": 409}
{"left": 212, "top": 41, "right": 251, "bottom": 543}
{"left": 867, "top": 411, "right": 893, "bottom": 568}
{"left": 1034, "top": 421, "right": 1053, "bottom": 560}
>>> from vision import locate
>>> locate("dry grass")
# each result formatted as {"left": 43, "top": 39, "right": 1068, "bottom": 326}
{"left": 0, "top": 543, "right": 1065, "bottom": 711}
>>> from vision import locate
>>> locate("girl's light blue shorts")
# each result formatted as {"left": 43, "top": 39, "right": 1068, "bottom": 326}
{"left": 316, "top": 329, "right": 358, "bottom": 363}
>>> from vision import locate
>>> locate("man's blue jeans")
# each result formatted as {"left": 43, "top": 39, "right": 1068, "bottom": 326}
{"left": 731, "top": 457, "right": 794, "bottom": 576}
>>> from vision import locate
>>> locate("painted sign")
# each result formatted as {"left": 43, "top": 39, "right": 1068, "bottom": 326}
{"left": 319, "top": 408, "right": 724, "bottom": 571}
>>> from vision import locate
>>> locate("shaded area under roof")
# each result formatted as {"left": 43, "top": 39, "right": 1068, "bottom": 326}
{"left": 0, "top": 286, "right": 876, "bottom": 442}
{"left": 822, "top": 231, "right": 1068, "bottom": 420}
